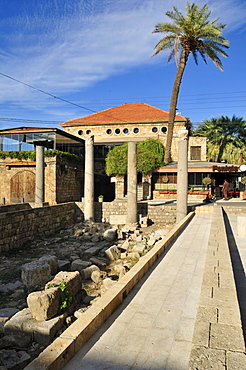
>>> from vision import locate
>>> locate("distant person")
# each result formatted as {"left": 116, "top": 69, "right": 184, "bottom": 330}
{"left": 211, "top": 178, "right": 216, "bottom": 199}
{"left": 222, "top": 179, "right": 230, "bottom": 200}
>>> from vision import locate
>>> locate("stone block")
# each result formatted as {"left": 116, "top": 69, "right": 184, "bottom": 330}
{"left": 105, "top": 245, "right": 120, "bottom": 261}
{"left": 147, "top": 236, "right": 157, "bottom": 247}
{"left": 210, "top": 323, "right": 245, "bottom": 351}
{"left": 81, "top": 265, "right": 100, "bottom": 280}
{"left": 196, "top": 306, "right": 218, "bottom": 324}
{"left": 39, "top": 255, "right": 58, "bottom": 275}
{"left": 71, "top": 259, "right": 91, "bottom": 272}
{"left": 4, "top": 308, "right": 65, "bottom": 346}
{"left": 21, "top": 261, "right": 51, "bottom": 292}
{"left": 103, "top": 228, "right": 117, "bottom": 241}
{"left": 100, "top": 278, "right": 118, "bottom": 295}
{"left": 227, "top": 351, "right": 246, "bottom": 369}
{"left": 45, "top": 271, "right": 82, "bottom": 297}
{"left": 120, "top": 240, "right": 130, "bottom": 251}
{"left": 189, "top": 346, "right": 226, "bottom": 370}
{"left": 132, "top": 244, "right": 146, "bottom": 253}
{"left": 192, "top": 321, "right": 210, "bottom": 347}
{"left": 27, "top": 287, "right": 61, "bottom": 321}
{"left": 109, "top": 215, "right": 127, "bottom": 225}
{"left": 89, "top": 256, "right": 107, "bottom": 268}
{"left": 127, "top": 252, "right": 140, "bottom": 260}
{"left": 83, "top": 245, "right": 103, "bottom": 259}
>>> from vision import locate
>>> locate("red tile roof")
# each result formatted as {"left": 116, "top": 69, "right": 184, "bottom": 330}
{"left": 61, "top": 103, "right": 186, "bottom": 126}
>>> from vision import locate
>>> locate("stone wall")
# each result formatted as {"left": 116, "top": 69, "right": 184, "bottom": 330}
{"left": 0, "top": 203, "right": 78, "bottom": 253}
{"left": 78, "top": 200, "right": 177, "bottom": 226}
{"left": 0, "top": 200, "right": 180, "bottom": 254}
{"left": 0, "top": 155, "right": 83, "bottom": 205}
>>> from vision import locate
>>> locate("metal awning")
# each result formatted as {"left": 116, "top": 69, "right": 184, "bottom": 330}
{"left": 0, "top": 127, "right": 85, "bottom": 155}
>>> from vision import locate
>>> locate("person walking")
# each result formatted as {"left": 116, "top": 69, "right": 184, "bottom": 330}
{"left": 222, "top": 179, "right": 230, "bottom": 200}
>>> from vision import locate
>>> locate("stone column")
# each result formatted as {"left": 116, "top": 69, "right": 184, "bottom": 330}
{"left": 35, "top": 145, "right": 45, "bottom": 203}
{"left": 84, "top": 134, "right": 94, "bottom": 221}
{"left": 127, "top": 141, "right": 138, "bottom": 225}
{"left": 176, "top": 130, "right": 188, "bottom": 223}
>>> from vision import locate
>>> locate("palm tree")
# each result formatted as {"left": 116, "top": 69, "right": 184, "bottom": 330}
{"left": 194, "top": 115, "right": 246, "bottom": 162}
{"left": 152, "top": 2, "right": 229, "bottom": 164}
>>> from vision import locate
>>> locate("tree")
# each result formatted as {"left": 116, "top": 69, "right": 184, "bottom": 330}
{"left": 194, "top": 115, "right": 246, "bottom": 162}
{"left": 105, "top": 138, "right": 165, "bottom": 176}
{"left": 152, "top": 2, "right": 229, "bottom": 164}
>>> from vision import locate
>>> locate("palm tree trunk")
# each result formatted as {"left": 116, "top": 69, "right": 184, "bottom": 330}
{"left": 164, "top": 50, "right": 189, "bottom": 164}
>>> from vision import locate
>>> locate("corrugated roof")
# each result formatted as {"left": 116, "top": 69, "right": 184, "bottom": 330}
{"left": 61, "top": 103, "right": 187, "bottom": 126}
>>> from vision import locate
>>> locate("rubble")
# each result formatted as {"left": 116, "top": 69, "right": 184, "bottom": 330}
{"left": 0, "top": 219, "right": 171, "bottom": 369}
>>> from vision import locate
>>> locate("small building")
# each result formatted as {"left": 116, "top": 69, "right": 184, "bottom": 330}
{"left": 0, "top": 127, "right": 85, "bottom": 204}
{"left": 152, "top": 161, "right": 245, "bottom": 200}
{"left": 61, "top": 102, "right": 207, "bottom": 162}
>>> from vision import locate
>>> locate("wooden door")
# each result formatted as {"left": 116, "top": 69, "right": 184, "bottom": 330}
{"left": 10, "top": 171, "right": 35, "bottom": 203}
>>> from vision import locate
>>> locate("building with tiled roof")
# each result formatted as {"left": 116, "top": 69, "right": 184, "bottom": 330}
{"left": 61, "top": 102, "right": 206, "bottom": 162}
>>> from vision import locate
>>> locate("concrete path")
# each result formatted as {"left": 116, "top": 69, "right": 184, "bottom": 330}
{"left": 64, "top": 213, "right": 212, "bottom": 370}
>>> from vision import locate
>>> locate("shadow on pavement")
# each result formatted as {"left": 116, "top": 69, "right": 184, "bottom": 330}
{"left": 223, "top": 210, "right": 246, "bottom": 344}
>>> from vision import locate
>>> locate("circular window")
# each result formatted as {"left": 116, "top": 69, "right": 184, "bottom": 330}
{"left": 152, "top": 127, "right": 158, "bottom": 133}
{"left": 86, "top": 129, "right": 91, "bottom": 135}
{"left": 133, "top": 128, "right": 139, "bottom": 134}
{"left": 106, "top": 129, "right": 112, "bottom": 134}
{"left": 161, "top": 127, "right": 167, "bottom": 133}
{"left": 115, "top": 128, "right": 120, "bottom": 134}
{"left": 78, "top": 130, "right": 83, "bottom": 135}
{"left": 123, "top": 128, "right": 129, "bottom": 134}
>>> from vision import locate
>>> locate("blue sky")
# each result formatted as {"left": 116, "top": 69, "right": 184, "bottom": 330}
{"left": 0, "top": 0, "right": 246, "bottom": 130}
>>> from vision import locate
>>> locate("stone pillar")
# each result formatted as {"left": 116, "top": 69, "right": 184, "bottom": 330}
{"left": 176, "top": 130, "right": 188, "bottom": 223}
{"left": 127, "top": 141, "right": 138, "bottom": 225}
{"left": 115, "top": 175, "right": 125, "bottom": 199}
{"left": 84, "top": 135, "right": 94, "bottom": 221}
{"left": 35, "top": 145, "right": 45, "bottom": 203}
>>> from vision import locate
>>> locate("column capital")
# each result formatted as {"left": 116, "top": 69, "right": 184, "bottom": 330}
{"left": 84, "top": 134, "right": 94, "bottom": 144}
{"left": 178, "top": 130, "right": 188, "bottom": 140}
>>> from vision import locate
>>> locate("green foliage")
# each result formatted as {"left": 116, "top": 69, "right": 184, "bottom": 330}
{"left": 44, "top": 150, "right": 83, "bottom": 164}
{"left": 0, "top": 150, "right": 83, "bottom": 164}
{"left": 241, "top": 177, "right": 246, "bottom": 185}
{"left": 46, "top": 281, "right": 73, "bottom": 310}
{"left": 152, "top": 2, "right": 229, "bottom": 70}
{"left": 137, "top": 139, "right": 165, "bottom": 174}
{"left": 194, "top": 115, "right": 246, "bottom": 163}
{"left": 202, "top": 177, "right": 212, "bottom": 186}
{"left": 105, "top": 139, "right": 165, "bottom": 176}
{"left": 105, "top": 143, "right": 128, "bottom": 176}
{"left": 0, "top": 151, "right": 36, "bottom": 161}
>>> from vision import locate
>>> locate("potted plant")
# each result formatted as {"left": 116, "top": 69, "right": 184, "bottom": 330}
{"left": 98, "top": 195, "right": 104, "bottom": 202}
{"left": 202, "top": 177, "right": 212, "bottom": 190}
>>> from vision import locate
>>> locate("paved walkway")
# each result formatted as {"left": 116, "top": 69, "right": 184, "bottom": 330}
{"left": 64, "top": 213, "right": 212, "bottom": 370}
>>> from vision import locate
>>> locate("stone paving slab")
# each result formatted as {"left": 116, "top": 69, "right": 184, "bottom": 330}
{"left": 63, "top": 214, "right": 211, "bottom": 369}
{"left": 189, "top": 206, "right": 246, "bottom": 370}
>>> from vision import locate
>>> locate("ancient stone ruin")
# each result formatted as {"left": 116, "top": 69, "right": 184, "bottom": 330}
{"left": 0, "top": 220, "right": 170, "bottom": 369}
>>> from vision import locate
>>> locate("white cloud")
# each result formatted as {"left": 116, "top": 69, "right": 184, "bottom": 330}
{"left": 0, "top": 0, "right": 245, "bottom": 117}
